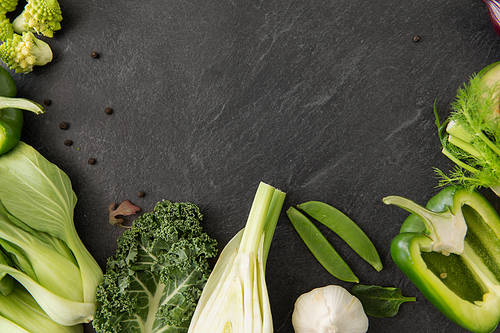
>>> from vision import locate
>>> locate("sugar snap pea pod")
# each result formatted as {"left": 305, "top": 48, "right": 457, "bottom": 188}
{"left": 298, "top": 201, "right": 382, "bottom": 271}
{"left": 286, "top": 207, "right": 359, "bottom": 283}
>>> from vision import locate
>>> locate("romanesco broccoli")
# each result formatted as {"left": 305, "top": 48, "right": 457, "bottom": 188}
{"left": 13, "top": 0, "right": 62, "bottom": 38}
{"left": 0, "top": 16, "right": 14, "bottom": 41}
{"left": 0, "top": 32, "right": 52, "bottom": 73}
{"left": 0, "top": 0, "right": 17, "bottom": 15}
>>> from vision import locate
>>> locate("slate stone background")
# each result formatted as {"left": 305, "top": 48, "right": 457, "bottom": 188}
{"left": 8, "top": 0, "right": 500, "bottom": 332}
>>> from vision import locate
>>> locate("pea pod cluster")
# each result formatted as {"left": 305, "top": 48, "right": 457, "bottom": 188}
{"left": 287, "top": 201, "right": 382, "bottom": 282}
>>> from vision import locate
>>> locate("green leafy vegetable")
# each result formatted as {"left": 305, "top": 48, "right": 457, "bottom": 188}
{"left": 286, "top": 207, "right": 358, "bottom": 283}
{"left": 298, "top": 201, "right": 382, "bottom": 271}
{"left": 188, "top": 182, "right": 286, "bottom": 333}
{"left": 93, "top": 200, "right": 218, "bottom": 333}
{"left": 435, "top": 62, "right": 500, "bottom": 195}
{"left": 0, "top": 142, "right": 102, "bottom": 325}
{"left": 0, "top": 285, "right": 82, "bottom": 333}
{"left": 351, "top": 285, "right": 416, "bottom": 318}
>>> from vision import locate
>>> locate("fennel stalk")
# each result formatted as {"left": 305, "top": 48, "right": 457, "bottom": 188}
{"left": 188, "top": 182, "right": 285, "bottom": 333}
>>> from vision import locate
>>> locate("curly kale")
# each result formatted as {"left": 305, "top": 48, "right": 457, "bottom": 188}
{"left": 93, "top": 201, "right": 218, "bottom": 333}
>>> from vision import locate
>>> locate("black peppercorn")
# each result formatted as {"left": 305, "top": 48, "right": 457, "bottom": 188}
{"left": 91, "top": 51, "right": 100, "bottom": 59}
{"left": 43, "top": 99, "right": 52, "bottom": 106}
{"left": 88, "top": 158, "right": 97, "bottom": 165}
{"left": 59, "top": 122, "right": 69, "bottom": 130}
{"left": 64, "top": 139, "right": 73, "bottom": 146}
{"left": 137, "top": 191, "right": 145, "bottom": 198}
{"left": 104, "top": 107, "right": 113, "bottom": 115}
{"left": 412, "top": 35, "right": 421, "bottom": 43}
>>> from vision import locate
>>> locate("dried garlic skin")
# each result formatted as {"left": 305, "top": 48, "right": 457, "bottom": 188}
{"left": 292, "top": 285, "right": 368, "bottom": 333}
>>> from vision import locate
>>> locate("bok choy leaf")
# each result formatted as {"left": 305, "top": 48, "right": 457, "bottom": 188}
{"left": 0, "top": 142, "right": 102, "bottom": 325}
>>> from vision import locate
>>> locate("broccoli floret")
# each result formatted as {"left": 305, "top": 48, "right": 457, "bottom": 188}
{"left": 0, "top": 16, "right": 14, "bottom": 41}
{"left": 0, "top": 0, "right": 17, "bottom": 15}
{"left": 0, "top": 32, "right": 53, "bottom": 73}
{"left": 13, "top": 0, "right": 62, "bottom": 38}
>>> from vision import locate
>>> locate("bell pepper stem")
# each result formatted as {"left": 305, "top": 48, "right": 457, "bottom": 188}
{"left": 383, "top": 195, "right": 450, "bottom": 229}
{"left": 0, "top": 96, "right": 44, "bottom": 115}
{"left": 383, "top": 195, "right": 467, "bottom": 255}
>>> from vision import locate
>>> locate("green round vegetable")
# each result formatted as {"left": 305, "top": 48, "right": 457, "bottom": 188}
{"left": 0, "top": 66, "right": 23, "bottom": 156}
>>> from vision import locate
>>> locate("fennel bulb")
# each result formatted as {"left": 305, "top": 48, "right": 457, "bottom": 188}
{"left": 188, "top": 182, "right": 286, "bottom": 333}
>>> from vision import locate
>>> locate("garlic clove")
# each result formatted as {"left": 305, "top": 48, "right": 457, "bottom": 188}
{"left": 292, "top": 285, "right": 368, "bottom": 333}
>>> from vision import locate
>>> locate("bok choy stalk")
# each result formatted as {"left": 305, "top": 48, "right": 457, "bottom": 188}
{"left": 0, "top": 285, "right": 82, "bottom": 333}
{"left": 0, "top": 142, "right": 102, "bottom": 325}
{"left": 188, "top": 182, "right": 286, "bottom": 333}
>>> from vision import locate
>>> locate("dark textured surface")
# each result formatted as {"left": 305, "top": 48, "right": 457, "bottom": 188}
{"left": 8, "top": 0, "right": 500, "bottom": 332}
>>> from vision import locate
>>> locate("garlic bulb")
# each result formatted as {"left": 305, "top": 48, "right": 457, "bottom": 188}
{"left": 292, "top": 285, "right": 369, "bottom": 333}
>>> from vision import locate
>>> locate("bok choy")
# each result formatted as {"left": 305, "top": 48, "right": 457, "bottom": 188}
{"left": 188, "top": 182, "right": 286, "bottom": 333}
{"left": 0, "top": 142, "right": 102, "bottom": 326}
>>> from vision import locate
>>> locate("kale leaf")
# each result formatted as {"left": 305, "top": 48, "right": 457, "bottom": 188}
{"left": 93, "top": 201, "right": 217, "bottom": 333}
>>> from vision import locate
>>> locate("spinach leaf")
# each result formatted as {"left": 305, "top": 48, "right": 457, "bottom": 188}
{"left": 351, "top": 285, "right": 415, "bottom": 318}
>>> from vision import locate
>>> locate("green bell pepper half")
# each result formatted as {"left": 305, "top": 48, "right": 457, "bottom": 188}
{"left": 0, "top": 66, "right": 44, "bottom": 155}
{"left": 385, "top": 188, "right": 500, "bottom": 333}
